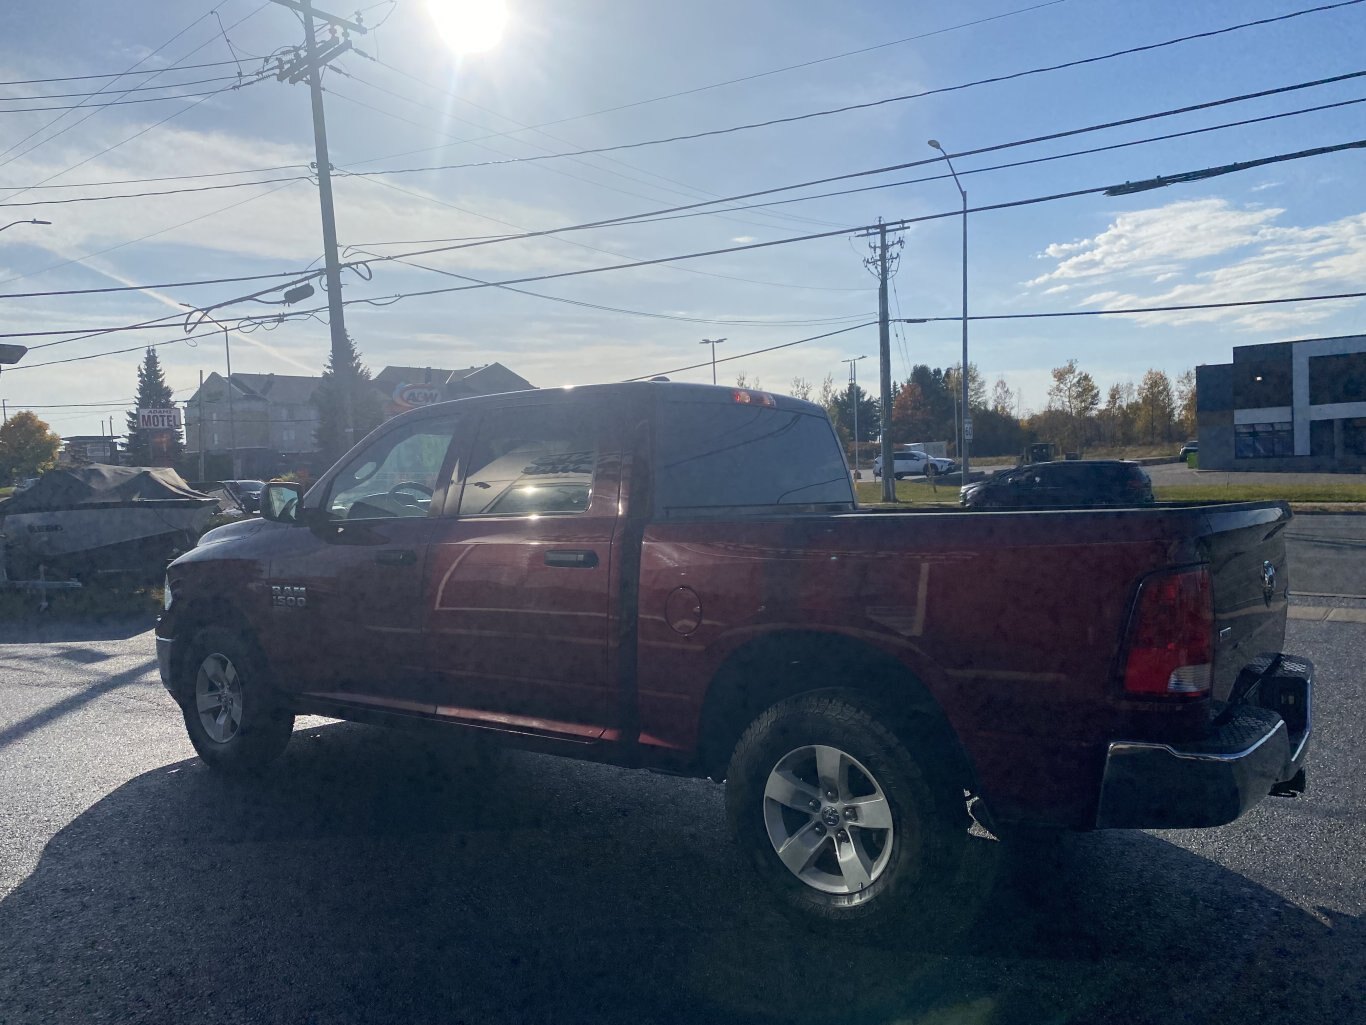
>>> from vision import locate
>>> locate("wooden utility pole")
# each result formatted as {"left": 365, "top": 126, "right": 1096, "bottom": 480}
{"left": 861, "top": 219, "right": 902, "bottom": 502}
{"left": 269, "top": 0, "right": 366, "bottom": 447}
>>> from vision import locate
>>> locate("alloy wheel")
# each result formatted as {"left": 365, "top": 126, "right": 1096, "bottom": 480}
{"left": 195, "top": 652, "right": 243, "bottom": 743}
{"left": 762, "top": 744, "right": 895, "bottom": 895}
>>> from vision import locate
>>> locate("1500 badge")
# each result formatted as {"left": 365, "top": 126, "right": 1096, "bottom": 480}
{"left": 272, "top": 585, "right": 307, "bottom": 609}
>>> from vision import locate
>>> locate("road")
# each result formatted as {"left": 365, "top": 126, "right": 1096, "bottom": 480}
{"left": 0, "top": 610, "right": 1362, "bottom": 1025}
{"left": 1286, "top": 514, "right": 1366, "bottom": 598}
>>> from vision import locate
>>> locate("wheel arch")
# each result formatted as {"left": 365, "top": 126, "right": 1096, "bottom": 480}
{"left": 695, "top": 629, "right": 979, "bottom": 792}
{"left": 165, "top": 596, "right": 266, "bottom": 704}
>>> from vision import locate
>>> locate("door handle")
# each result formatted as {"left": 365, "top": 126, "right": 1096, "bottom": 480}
{"left": 544, "top": 549, "right": 598, "bottom": 569}
{"left": 375, "top": 548, "right": 417, "bottom": 566}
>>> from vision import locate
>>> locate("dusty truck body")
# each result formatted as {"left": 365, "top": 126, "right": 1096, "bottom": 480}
{"left": 156, "top": 382, "right": 1311, "bottom": 933}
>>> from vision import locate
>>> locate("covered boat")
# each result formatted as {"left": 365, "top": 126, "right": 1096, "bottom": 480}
{"left": 0, "top": 465, "right": 217, "bottom": 578}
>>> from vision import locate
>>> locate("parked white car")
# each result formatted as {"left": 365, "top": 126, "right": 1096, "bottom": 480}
{"left": 873, "top": 451, "right": 956, "bottom": 479}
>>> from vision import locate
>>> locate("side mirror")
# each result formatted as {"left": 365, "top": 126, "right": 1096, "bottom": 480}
{"left": 260, "top": 481, "right": 304, "bottom": 523}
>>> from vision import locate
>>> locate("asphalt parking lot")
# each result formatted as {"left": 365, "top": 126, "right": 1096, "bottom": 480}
{"left": 0, "top": 605, "right": 1362, "bottom": 1025}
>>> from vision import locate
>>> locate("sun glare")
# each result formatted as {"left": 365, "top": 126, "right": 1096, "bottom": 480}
{"left": 426, "top": 0, "right": 509, "bottom": 54}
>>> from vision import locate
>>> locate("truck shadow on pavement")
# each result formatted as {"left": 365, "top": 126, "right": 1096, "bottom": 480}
{"left": 0, "top": 720, "right": 1359, "bottom": 1025}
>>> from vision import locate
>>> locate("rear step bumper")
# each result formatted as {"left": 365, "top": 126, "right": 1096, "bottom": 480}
{"left": 1095, "top": 654, "right": 1312, "bottom": 830}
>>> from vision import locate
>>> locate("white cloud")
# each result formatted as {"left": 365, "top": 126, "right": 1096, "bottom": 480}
{"left": 1027, "top": 199, "right": 1283, "bottom": 288}
{"left": 1026, "top": 200, "right": 1366, "bottom": 331}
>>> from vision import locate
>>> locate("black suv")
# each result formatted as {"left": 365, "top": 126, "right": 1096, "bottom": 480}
{"left": 961, "top": 460, "right": 1155, "bottom": 509}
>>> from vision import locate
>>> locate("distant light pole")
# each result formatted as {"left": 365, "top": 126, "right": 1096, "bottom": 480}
{"left": 929, "top": 139, "right": 970, "bottom": 483}
{"left": 700, "top": 337, "right": 726, "bottom": 385}
{"left": 0, "top": 219, "right": 51, "bottom": 234}
{"left": 842, "top": 354, "right": 867, "bottom": 479}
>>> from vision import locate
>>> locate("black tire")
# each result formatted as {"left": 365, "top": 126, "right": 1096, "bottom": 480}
{"left": 180, "top": 626, "right": 294, "bottom": 774}
{"left": 725, "top": 690, "right": 970, "bottom": 938}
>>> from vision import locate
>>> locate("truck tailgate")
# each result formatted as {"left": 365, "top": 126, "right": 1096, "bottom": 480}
{"left": 1199, "top": 503, "right": 1291, "bottom": 701}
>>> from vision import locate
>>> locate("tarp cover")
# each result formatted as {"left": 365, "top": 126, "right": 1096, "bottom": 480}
{"left": 1, "top": 465, "right": 213, "bottom": 514}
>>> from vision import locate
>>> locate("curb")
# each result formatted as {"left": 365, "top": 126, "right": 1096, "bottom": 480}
{"left": 1288, "top": 605, "right": 1366, "bottom": 623}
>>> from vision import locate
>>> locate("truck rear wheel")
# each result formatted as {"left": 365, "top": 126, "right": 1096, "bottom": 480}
{"left": 725, "top": 690, "right": 968, "bottom": 937}
{"left": 180, "top": 627, "right": 294, "bottom": 774}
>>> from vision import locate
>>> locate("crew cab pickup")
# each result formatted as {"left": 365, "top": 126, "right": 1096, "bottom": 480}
{"left": 157, "top": 382, "right": 1312, "bottom": 934}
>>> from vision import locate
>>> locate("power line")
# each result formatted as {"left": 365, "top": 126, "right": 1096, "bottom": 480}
{"left": 0, "top": 177, "right": 302, "bottom": 287}
{"left": 351, "top": 58, "right": 845, "bottom": 231}
{"left": 0, "top": 60, "right": 246, "bottom": 87}
{"left": 898, "top": 291, "right": 1366, "bottom": 323}
{"left": 625, "top": 288, "right": 1366, "bottom": 383}
{"left": 10, "top": 138, "right": 1363, "bottom": 363}
{"left": 340, "top": 69, "right": 1366, "bottom": 257}
{"left": 623, "top": 323, "right": 879, "bottom": 382}
{"left": 362, "top": 250, "right": 872, "bottom": 327}
{"left": 0, "top": 172, "right": 308, "bottom": 209}
{"left": 0, "top": 73, "right": 251, "bottom": 102}
{"left": 348, "top": 1, "right": 1366, "bottom": 170}
{"left": 0, "top": 265, "right": 326, "bottom": 301}
{"left": 5, "top": 83, "right": 1360, "bottom": 217}
{"left": 0, "top": 83, "right": 261, "bottom": 115}
{"left": 0, "top": 2, "right": 272, "bottom": 196}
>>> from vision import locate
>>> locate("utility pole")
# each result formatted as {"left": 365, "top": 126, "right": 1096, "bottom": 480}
{"left": 197, "top": 369, "right": 206, "bottom": 481}
{"left": 270, "top": 0, "right": 365, "bottom": 446}
{"left": 224, "top": 330, "right": 238, "bottom": 479}
{"left": 700, "top": 338, "right": 726, "bottom": 385}
{"left": 862, "top": 219, "right": 901, "bottom": 503}
{"left": 842, "top": 355, "right": 867, "bottom": 481}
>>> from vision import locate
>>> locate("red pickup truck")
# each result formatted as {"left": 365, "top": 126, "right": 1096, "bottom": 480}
{"left": 156, "top": 382, "right": 1312, "bottom": 934}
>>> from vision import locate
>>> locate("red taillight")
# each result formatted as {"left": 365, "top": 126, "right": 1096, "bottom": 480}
{"left": 732, "top": 389, "right": 777, "bottom": 407}
{"left": 1121, "top": 566, "right": 1214, "bottom": 698}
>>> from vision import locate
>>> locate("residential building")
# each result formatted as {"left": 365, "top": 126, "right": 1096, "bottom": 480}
{"left": 1196, "top": 334, "right": 1366, "bottom": 471}
{"left": 183, "top": 362, "right": 535, "bottom": 477}
{"left": 184, "top": 372, "right": 322, "bottom": 479}
{"left": 59, "top": 435, "right": 120, "bottom": 465}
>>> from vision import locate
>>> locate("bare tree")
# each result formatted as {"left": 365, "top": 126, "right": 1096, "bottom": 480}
{"left": 789, "top": 376, "right": 813, "bottom": 401}
{"left": 991, "top": 377, "right": 1015, "bottom": 417}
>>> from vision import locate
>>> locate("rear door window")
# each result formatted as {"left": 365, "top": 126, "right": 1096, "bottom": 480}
{"left": 458, "top": 405, "right": 598, "bottom": 517}
{"left": 654, "top": 401, "right": 853, "bottom": 515}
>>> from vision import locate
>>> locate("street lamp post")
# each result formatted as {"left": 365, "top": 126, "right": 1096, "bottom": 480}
{"left": 928, "top": 139, "right": 970, "bottom": 485}
{"left": 700, "top": 338, "right": 726, "bottom": 385}
{"left": 0, "top": 219, "right": 51, "bottom": 234}
{"left": 842, "top": 355, "right": 867, "bottom": 479}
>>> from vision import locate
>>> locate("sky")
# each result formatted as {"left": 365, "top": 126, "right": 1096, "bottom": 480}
{"left": 1, "top": 0, "right": 1364, "bottom": 439}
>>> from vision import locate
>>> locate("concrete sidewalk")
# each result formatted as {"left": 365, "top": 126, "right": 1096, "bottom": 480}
{"left": 1287, "top": 605, "right": 1366, "bottom": 623}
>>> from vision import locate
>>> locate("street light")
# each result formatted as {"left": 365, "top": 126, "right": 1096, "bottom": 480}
{"left": 928, "top": 139, "right": 971, "bottom": 485}
{"left": 700, "top": 337, "right": 726, "bottom": 385}
{"left": 841, "top": 355, "right": 867, "bottom": 480}
{"left": 0, "top": 219, "right": 51, "bottom": 233}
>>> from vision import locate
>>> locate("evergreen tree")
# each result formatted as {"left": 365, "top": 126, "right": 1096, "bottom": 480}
{"left": 313, "top": 335, "right": 384, "bottom": 465}
{"left": 125, "top": 348, "right": 182, "bottom": 466}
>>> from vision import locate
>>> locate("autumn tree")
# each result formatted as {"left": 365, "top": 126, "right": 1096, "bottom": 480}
{"left": 314, "top": 334, "right": 385, "bottom": 465}
{"left": 0, "top": 411, "right": 61, "bottom": 483}
{"left": 1135, "top": 368, "right": 1176, "bottom": 444}
{"left": 1174, "top": 368, "right": 1197, "bottom": 438}
{"left": 1048, "top": 358, "right": 1101, "bottom": 419}
{"left": 889, "top": 380, "right": 935, "bottom": 443}
{"left": 946, "top": 362, "right": 988, "bottom": 411}
{"left": 1099, "top": 382, "right": 1137, "bottom": 447}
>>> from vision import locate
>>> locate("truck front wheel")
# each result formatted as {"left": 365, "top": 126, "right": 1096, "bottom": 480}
{"left": 180, "top": 627, "right": 294, "bottom": 774}
{"left": 725, "top": 690, "right": 968, "bottom": 937}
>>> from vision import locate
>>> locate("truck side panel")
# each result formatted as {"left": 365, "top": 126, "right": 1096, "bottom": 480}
{"left": 637, "top": 510, "right": 1219, "bottom": 827}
